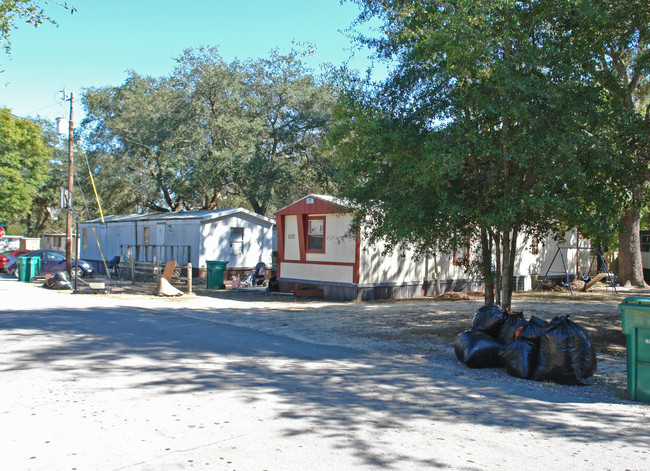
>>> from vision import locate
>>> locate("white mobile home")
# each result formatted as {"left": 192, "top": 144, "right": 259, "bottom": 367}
{"left": 275, "top": 194, "right": 594, "bottom": 301}
{"left": 80, "top": 208, "right": 275, "bottom": 276}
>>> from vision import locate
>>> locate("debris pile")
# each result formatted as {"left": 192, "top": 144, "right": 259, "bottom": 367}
{"left": 43, "top": 272, "right": 73, "bottom": 290}
{"left": 432, "top": 291, "right": 472, "bottom": 301}
{"left": 454, "top": 303, "right": 597, "bottom": 385}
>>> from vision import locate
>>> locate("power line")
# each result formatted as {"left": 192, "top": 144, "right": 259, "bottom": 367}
{"left": 25, "top": 101, "right": 62, "bottom": 116}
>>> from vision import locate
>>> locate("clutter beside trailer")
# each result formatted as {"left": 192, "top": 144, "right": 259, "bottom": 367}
{"left": 455, "top": 304, "right": 597, "bottom": 385}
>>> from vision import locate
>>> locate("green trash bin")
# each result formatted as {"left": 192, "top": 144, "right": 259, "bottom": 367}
{"left": 17, "top": 256, "right": 41, "bottom": 282}
{"left": 620, "top": 297, "right": 650, "bottom": 402}
{"left": 206, "top": 261, "right": 228, "bottom": 290}
{"left": 28, "top": 256, "right": 41, "bottom": 280}
{"left": 16, "top": 257, "right": 27, "bottom": 281}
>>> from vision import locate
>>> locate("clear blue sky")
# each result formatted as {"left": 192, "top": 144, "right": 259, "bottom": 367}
{"left": 0, "top": 0, "right": 379, "bottom": 122}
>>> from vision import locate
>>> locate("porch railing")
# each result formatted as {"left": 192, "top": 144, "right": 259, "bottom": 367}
{"left": 120, "top": 244, "right": 191, "bottom": 266}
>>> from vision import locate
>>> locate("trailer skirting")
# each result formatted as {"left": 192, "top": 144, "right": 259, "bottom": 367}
{"left": 277, "top": 277, "right": 529, "bottom": 301}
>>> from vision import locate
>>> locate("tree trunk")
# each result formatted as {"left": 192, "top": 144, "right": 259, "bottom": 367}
{"left": 500, "top": 227, "right": 519, "bottom": 309}
{"left": 618, "top": 187, "right": 646, "bottom": 287}
{"left": 481, "top": 228, "right": 494, "bottom": 305}
{"left": 249, "top": 198, "right": 266, "bottom": 216}
{"left": 507, "top": 227, "right": 519, "bottom": 305}
{"left": 493, "top": 230, "right": 502, "bottom": 305}
{"left": 501, "top": 230, "right": 512, "bottom": 308}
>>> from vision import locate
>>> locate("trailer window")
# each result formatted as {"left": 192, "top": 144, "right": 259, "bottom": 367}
{"left": 230, "top": 227, "right": 244, "bottom": 255}
{"left": 307, "top": 217, "right": 325, "bottom": 253}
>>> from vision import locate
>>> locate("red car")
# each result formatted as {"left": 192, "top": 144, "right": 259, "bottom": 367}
{"left": 0, "top": 250, "right": 30, "bottom": 273}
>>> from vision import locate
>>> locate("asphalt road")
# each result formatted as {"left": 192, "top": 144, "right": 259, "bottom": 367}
{"left": 1, "top": 276, "right": 649, "bottom": 470}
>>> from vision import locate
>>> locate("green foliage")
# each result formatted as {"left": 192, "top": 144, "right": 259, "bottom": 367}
{"left": 22, "top": 118, "right": 70, "bottom": 236}
{"left": 174, "top": 47, "right": 337, "bottom": 215}
{"left": 568, "top": 0, "right": 650, "bottom": 285}
{"left": 82, "top": 48, "right": 336, "bottom": 217}
{"left": 334, "top": 0, "right": 636, "bottom": 304}
{"left": 0, "top": 108, "right": 52, "bottom": 224}
{"left": 83, "top": 72, "right": 195, "bottom": 213}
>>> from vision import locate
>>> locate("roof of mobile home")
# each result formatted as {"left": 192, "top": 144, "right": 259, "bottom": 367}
{"left": 275, "top": 194, "right": 352, "bottom": 216}
{"left": 82, "top": 208, "right": 275, "bottom": 225}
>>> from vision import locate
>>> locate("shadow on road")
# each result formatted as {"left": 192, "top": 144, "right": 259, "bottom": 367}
{"left": 0, "top": 304, "right": 646, "bottom": 470}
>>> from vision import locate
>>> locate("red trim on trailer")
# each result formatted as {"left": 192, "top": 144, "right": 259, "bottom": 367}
{"left": 353, "top": 227, "right": 361, "bottom": 284}
{"left": 275, "top": 196, "right": 347, "bottom": 216}
{"left": 274, "top": 195, "right": 360, "bottom": 287}
{"left": 297, "top": 214, "right": 306, "bottom": 262}
{"left": 276, "top": 215, "right": 284, "bottom": 277}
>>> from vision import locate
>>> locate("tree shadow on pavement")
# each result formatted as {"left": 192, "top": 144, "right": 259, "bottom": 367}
{"left": 0, "top": 305, "right": 646, "bottom": 470}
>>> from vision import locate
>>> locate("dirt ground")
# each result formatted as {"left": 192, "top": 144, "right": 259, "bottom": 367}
{"left": 72, "top": 276, "right": 641, "bottom": 399}
{"left": 101, "top": 278, "right": 629, "bottom": 355}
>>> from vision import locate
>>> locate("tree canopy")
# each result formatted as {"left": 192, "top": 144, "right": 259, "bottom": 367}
{"left": 332, "top": 0, "right": 636, "bottom": 305}
{"left": 0, "top": 108, "right": 53, "bottom": 224}
{"left": 82, "top": 48, "right": 337, "bottom": 217}
{"left": 574, "top": 0, "right": 650, "bottom": 286}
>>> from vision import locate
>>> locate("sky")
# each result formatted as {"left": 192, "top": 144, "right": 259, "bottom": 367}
{"left": 0, "top": 0, "right": 380, "bottom": 123}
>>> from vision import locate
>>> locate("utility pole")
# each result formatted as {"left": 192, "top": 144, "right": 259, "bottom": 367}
{"left": 65, "top": 92, "right": 74, "bottom": 275}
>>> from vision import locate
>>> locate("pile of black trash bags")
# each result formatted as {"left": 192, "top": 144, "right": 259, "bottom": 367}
{"left": 454, "top": 304, "right": 597, "bottom": 385}
{"left": 43, "top": 271, "right": 73, "bottom": 290}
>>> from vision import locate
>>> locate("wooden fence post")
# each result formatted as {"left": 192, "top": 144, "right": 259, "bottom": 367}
{"left": 187, "top": 263, "right": 192, "bottom": 293}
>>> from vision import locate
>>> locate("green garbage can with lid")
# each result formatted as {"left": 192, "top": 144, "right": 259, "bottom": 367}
{"left": 620, "top": 297, "right": 650, "bottom": 402}
{"left": 16, "top": 257, "right": 27, "bottom": 281}
{"left": 17, "top": 256, "right": 41, "bottom": 282}
{"left": 27, "top": 256, "right": 41, "bottom": 281}
{"left": 206, "top": 261, "right": 228, "bottom": 290}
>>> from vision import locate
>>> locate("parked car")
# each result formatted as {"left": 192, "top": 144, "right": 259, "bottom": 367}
{"left": 1, "top": 250, "right": 31, "bottom": 273}
{"left": 6, "top": 249, "right": 94, "bottom": 278}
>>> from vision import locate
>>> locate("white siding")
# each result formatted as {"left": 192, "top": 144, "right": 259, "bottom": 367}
{"left": 201, "top": 214, "right": 273, "bottom": 269}
{"left": 434, "top": 252, "right": 473, "bottom": 281}
{"left": 519, "top": 231, "right": 591, "bottom": 279}
{"left": 80, "top": 222, "right": 134, "bottom": 262}
{"left": 284, "top": 215, "right": 300, "bottom": 261}
{"left": 358, "top": 241, "right": 426, "bottom": 285}
{"left": 281, "top": 262, "right": 354, "bottom": 284}
{"left": 306, "top": 214, "right": 356, "bottom": 263}
{"left": 80, "top": 209, "right": 275, "bottom": 269}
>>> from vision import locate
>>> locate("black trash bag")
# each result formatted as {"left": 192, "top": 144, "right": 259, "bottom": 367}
{"left": 52, "top": 280, "right": 73, "bottom": 290}
{"left": 532, "top": 315, "right": 596, "bottom": 385}
{"left": 471, "top": 304, "right": 507, "bottom": 337}
{"left": 499, "top": 338, "right": 538, "bottom": 379}
{"left": 454, "top": 330, "right": 503, "bottom": 368}
{"left": 497, "top": 311, "right": 527, "bottom": 345}
{"left": 43, "top": 273, "right": 73, "bottom": 290}
{"left": 551, "top": 315, "right": 597, "bottom": 378}
{"left": 266, "top": 275, "right": 279, "bottom": 292}
{"left": 53, "top": 271, "right": 70, "bottom": 282}
{"left": 516, "top": 316, "right": 549, "bottom": 344}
